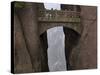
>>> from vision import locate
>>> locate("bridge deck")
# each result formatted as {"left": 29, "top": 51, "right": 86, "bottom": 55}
{"left": 38, "top": 10, "right": 81, "bottom": 22}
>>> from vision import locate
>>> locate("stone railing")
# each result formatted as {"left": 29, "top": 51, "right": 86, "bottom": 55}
{"left": 38, "top": 10, "right": 80, "bottom": 22}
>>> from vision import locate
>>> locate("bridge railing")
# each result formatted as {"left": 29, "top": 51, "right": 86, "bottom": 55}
{"left": 38, "top": 10, "right": 81, "bottom": 22}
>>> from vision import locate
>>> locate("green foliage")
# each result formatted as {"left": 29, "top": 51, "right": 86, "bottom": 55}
{"left": 14, "top": 2, "right": 25, "bottom": 8}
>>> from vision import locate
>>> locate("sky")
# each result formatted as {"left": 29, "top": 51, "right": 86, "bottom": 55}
{"left": 44, "top": 3, "right": 60, "bottom": 10}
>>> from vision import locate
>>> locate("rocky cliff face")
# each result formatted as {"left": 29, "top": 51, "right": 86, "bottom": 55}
{"left": 14, "top": 13, "right": 32, "bottom": 73}
{"left": 14, "top": 2, "right": 42, "bottom": 73}
{"left": 70, "top": 6, "right": 97, "bottom": 69}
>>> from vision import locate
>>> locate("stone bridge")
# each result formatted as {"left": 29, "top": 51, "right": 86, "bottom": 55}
{"left": 38, "top": 10, "right": 82, "bottom": 35}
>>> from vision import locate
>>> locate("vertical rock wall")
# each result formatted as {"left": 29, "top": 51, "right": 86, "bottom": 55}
{"left": 14, "top": 3, "right": 43, "bottom": 73}
{"left": 14, "top": 14, "right": 32, "bottom": 73}
{"left": 70, "top": 6, "right": 97, "bottom": 69}
{"left": 40, "top": 31, "right": 49, "bottom": 72}
{"left": 63, "top": 27, "right": 81, "bottom": 70}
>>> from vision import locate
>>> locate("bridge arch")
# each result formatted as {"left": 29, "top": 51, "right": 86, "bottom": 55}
{"left": 39, "top": 22, "right": 83, "bottom": 36}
